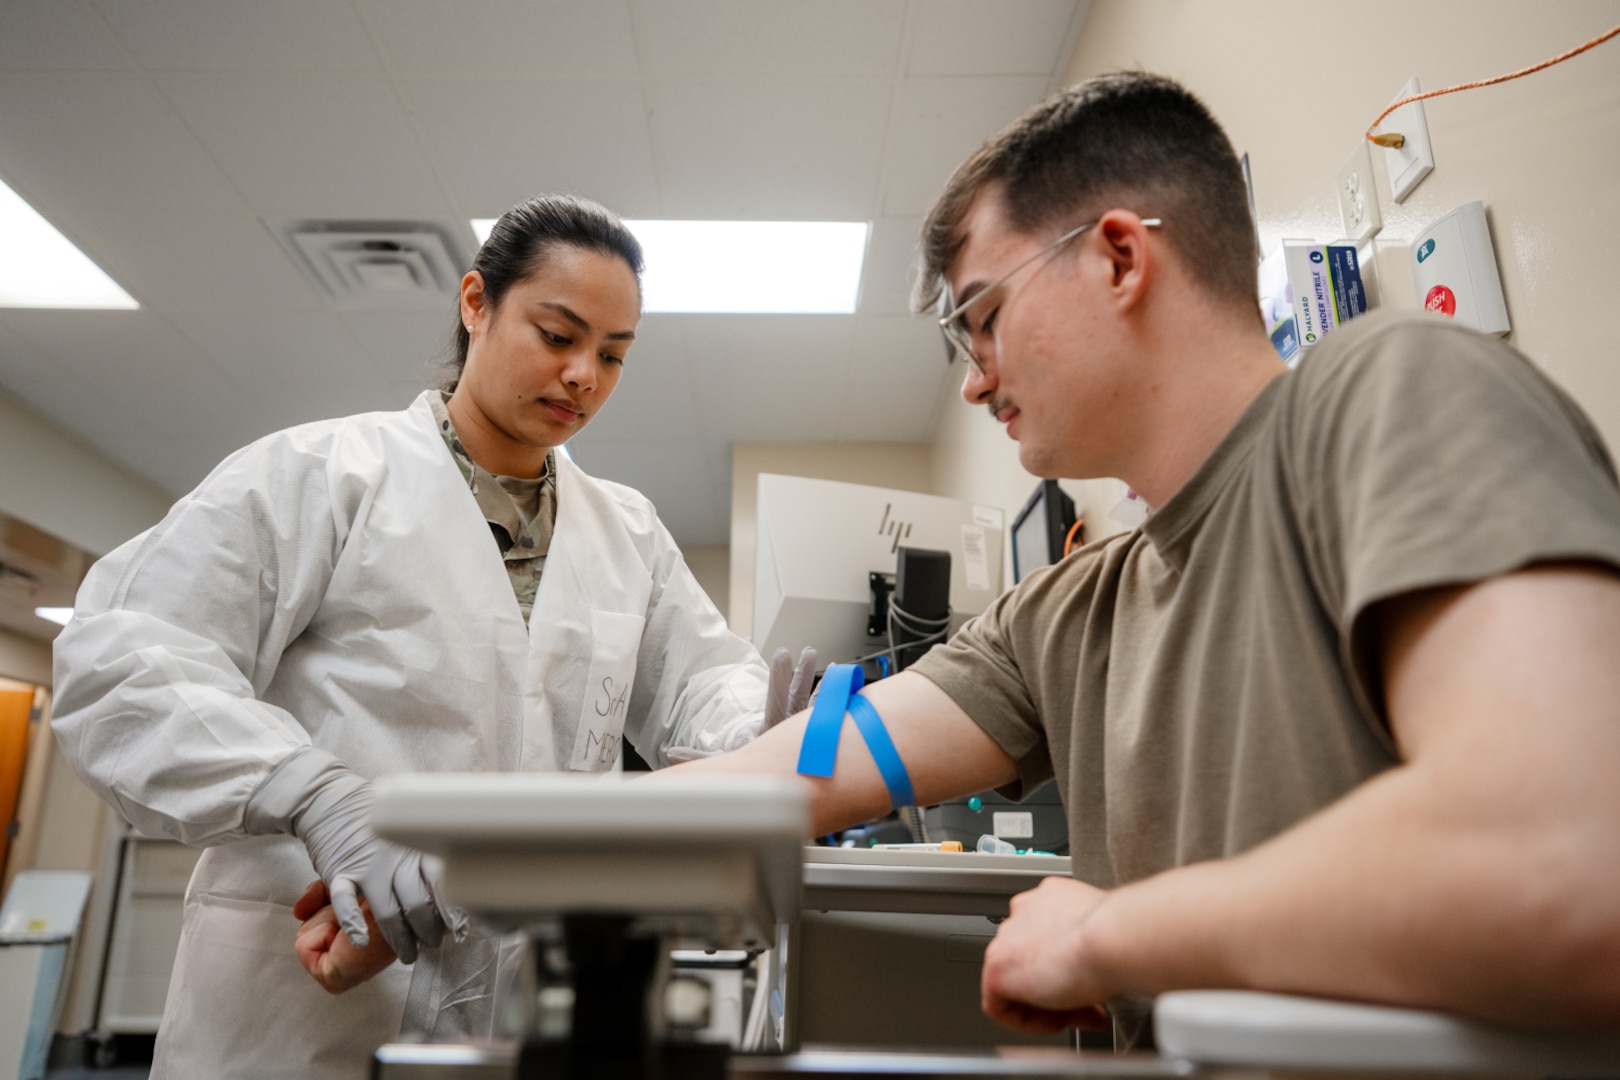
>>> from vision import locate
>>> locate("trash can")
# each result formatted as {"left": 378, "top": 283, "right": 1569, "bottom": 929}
{"left": 0, "top": 871, "right": 93, "bottom": 1080}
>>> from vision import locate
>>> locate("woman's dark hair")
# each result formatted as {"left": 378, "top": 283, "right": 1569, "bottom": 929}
{"left": 439, "top": 194, "right": 645, "bottom": 392}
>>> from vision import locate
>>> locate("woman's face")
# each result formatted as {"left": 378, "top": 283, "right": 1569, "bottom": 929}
{"left": 454, "top": 244, "right": 640, "bottom": 464}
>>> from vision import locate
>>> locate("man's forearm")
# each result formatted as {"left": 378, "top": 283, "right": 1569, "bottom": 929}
{"left": 985, "top": 569, "right": 1620, "bottom": 1034}
{"left": 661, "top": 671, "right": 1018, "bottom": 836}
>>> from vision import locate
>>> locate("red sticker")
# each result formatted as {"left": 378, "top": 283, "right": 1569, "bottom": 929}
{"left": 1425, "top": 285, "right": 1456, "bottom": 317}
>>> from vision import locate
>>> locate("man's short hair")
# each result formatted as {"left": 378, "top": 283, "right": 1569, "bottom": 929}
{"left": 913, "top": 72, "right": 1259, "bottom": 314}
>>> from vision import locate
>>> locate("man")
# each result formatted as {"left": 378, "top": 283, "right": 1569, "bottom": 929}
{"left": 670, "top": 72, "right": 1620, "bottom": 1042}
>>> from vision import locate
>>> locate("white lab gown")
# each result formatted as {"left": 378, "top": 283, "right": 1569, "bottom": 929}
{"left": 51, "top": 392, "right": 769, "bottom": 1079}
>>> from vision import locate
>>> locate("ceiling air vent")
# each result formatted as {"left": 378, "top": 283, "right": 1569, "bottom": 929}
{"left": 279, "top": 221, "right": 469, "bottom": 309}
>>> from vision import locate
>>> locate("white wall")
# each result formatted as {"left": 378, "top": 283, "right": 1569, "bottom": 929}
{"left": 0, "top": 390, "right": 171, "bottom": 559}
{"left": 729, "top": 442, "right": 933, "bottom": 637}
{"left": 927, "top": 0, "right": 1620, "bottom": 533}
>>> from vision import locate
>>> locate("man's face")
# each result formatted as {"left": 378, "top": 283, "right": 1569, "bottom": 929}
{"left": 945, "top": 189, "right": 1130, "bottom": 480}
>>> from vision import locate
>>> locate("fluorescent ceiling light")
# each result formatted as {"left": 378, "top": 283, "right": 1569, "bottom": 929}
{"left": 0, "top": 177, "right": 138, "bottom": 309}
{"left": 35, "top": 607, "right": 73, "bottom": 626}
{"left": 470, "top": 219, "right": 868, "bottom": 314}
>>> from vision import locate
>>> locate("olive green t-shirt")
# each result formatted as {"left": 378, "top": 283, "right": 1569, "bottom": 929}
{"left": 912, "top": 311, "right": 1620, "bottom": 892}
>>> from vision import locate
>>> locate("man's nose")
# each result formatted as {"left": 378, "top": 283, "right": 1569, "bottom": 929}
{"left": 960, "top": 357, "right": 995, "bottom": 405}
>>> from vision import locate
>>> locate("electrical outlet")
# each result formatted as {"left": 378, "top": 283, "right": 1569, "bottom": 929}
{"left": 1336, "top": 141, "right": 1382, "bottom": 242}
{"left": 1380, "top": 76, "right": 1435, "bottom": 203}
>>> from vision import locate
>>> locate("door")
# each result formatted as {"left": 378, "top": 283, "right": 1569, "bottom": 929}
{"left": 0, "top": 685, "right": 37, "bottom": 882}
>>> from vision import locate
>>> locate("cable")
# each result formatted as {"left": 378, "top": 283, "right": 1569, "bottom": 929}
{"left": 843, "top": 600, "right": 952, "bottom": 668}
{"left": 1367, "top": 24, "right": 1620, "bottom": 148}
{"left": 1063, "top": 517, "right": 1085, "bottom": 557}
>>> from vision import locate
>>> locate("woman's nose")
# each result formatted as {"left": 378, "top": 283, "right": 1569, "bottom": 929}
{"left": 562, "top": 349, "right": 597, "bottom": 391}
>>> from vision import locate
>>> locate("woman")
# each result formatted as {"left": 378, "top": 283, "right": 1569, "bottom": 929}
{"left": 51, "top": 195, "right": 809, "bottom": 1079}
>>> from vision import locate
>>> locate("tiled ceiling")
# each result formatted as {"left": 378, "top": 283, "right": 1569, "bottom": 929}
{"left": 0, "top": 0, "right": 1086, "bottom": 547}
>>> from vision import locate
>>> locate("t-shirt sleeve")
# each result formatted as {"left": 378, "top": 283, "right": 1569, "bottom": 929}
{"left": 908, "top": 583, "right": 1056, "bottom": 798}
{"left": 1290, "top": 313, "right": 1620, "bottom": 721}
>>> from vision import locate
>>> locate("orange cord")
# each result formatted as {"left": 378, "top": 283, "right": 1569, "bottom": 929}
{"left": 1366, "top": 23, "right": 1620, "bottom": 148}
{"left": 1063, "top": 517, "right": 1085, "bottom": 556}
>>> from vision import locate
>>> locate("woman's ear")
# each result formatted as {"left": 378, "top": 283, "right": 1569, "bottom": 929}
{"left": 459, "top": 271, "right": 487, "bottom": 332}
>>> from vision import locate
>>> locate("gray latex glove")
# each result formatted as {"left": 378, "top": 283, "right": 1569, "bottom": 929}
{"left": 764, "top": 646, "right": 817, "bottom": 729}
{"left": 245, "top": 748, "right": 465, "bottom": 964}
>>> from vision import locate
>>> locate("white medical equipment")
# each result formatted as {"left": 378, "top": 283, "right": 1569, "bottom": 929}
{"left": 370, "top": 773, "right": 807, "bottom": 1080}
{"left": 752, "top": 474, "right": 1004, "bottom": 669}
{"left": 1157, "top": 990, "right": 1620, "bottom": 1077}
{"left": 1410, "top": 201, "right": 1511, "bottom": 336}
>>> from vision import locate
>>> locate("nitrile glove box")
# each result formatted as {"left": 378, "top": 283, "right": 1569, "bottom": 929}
{"left": 1410, "top": 201, "right": 1511, "bottom": 335}
{"left": 1258, "top": 241, "right": 1368, "bottom": 363}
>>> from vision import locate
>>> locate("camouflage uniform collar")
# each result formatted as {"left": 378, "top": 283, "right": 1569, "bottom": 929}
{"left": 429, "top": 391, "right": 556, "bottom": 556}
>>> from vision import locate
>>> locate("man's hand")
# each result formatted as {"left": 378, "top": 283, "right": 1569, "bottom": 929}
{"left": 981, "top": 876, "right": 1113, "bottom": 1033}
{"left": 293, "top": 880, "right": 398, "bottom": 995}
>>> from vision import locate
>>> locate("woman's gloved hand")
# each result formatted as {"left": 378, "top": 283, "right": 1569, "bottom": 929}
{"left": 764, "top": 646, "right": 817, "bottom": 729}
{"left": 245, "top": 748, "right": 466, "bottom": 964}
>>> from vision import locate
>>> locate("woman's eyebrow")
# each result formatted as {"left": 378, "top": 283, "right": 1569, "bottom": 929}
{"left": 536, "top": 301, "right": 635, "bottom": 341}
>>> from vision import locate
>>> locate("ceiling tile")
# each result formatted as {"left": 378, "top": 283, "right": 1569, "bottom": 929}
{"left": 1, "top": 310, "right": 250, "bottom": 436}
{"left": 838, "top": 381, "right": 942, "bottom": 442}
{"left": 0, "top": 324, "right": 153, "bottom": 440}
{"left": 368, "top": 0, "right": 638, "bottom": 77}
{"left": 567, "top": 438, "right": 722, "bottom": 545}
{"left": 571, "top": 313, "right": 698, "bottom": 441}
{"left": 881, "top": 76, "right": 1052, "bottom": 217}
{"left": 647, "top": 81, "right": 892, "bottom": 219}
{"left": 1, "top": 376, "right": 155, "bottom": 446}
{"left": 0, "top": 0, "right": 130, "bottom": 70}
{"left": 618, "top": 315, "right": 691, "bottom": 385}
{"left": 848, "top": 314, "right": 955, "bottom": 385}
{"left": 387, "top": 380, "right": 436, "bottom": 409}
{"left": 405, "top": 78, "right": 660, "bottom": 217}
{"left": 859, "top": 216, "right": 924, "bottom": 314}
{"left": 577, "top": 374, "right": 701, "bottom": 444}
{"left": 0, "top": 318, "right": 57, "bottom": 386}
{"left": 155, "top": 73, "right": 450, "bottom": 217}
{"left": 166, "top": 308, "right": 383, "bottom": 389}
{"left": 99, "top": 431, "right": 261, "bottom": 497}
{"left": 631, "top": 0, "right": 905, "bottom": 78}
{"left": 705, "top": 441, "right": 735, "bottom": 502}
{"left": 906, "top": 0, "right": 1080, "bottom": 77}
{"left": 92, "top": 0, "right": 379, "bottom": 71}
{"left": 681, "top": 314, "right": 854, "bottom": 378}
{"left": 0, "top": 73, "right": 242, "bottom": 213}
{"left": 71, "top": 202, "right": 320, "bottom": 312}
{"left": 341, "top": 309, "right": 460, "bottom": 387}
{"left": 245, "top": 379, "right": 406, "bottom": 434}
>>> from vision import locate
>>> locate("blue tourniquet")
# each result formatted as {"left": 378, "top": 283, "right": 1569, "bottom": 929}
{"left": 795, "top": 662, "right": 915, "bottom": 808}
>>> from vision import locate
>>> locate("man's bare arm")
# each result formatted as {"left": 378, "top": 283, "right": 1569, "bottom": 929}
{"left": 661, "top": 671, "right": 1017, "bottom": 836}
{"left": 983, "top": 565, "right": 1620, "bottom": 1030}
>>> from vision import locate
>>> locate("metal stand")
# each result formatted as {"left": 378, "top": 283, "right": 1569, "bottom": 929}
{"left": 516, "top": 916, "right": 728, "bottom": 1080}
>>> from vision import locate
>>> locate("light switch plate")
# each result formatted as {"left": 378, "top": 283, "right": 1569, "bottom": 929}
{"left": 1336, "top": 141, "right": 1382, "bottom": 241}
{"left": 1380, "top": 76, "right": 1435, "bottom": 203}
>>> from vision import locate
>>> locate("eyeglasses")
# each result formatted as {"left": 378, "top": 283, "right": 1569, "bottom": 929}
{"left": 937, "top": 217, "right": 1162, "bottom": 376}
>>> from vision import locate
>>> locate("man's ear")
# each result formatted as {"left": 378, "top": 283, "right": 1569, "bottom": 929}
{"left": 1094, "top": 211, "right": 1154, "bottom": 313}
